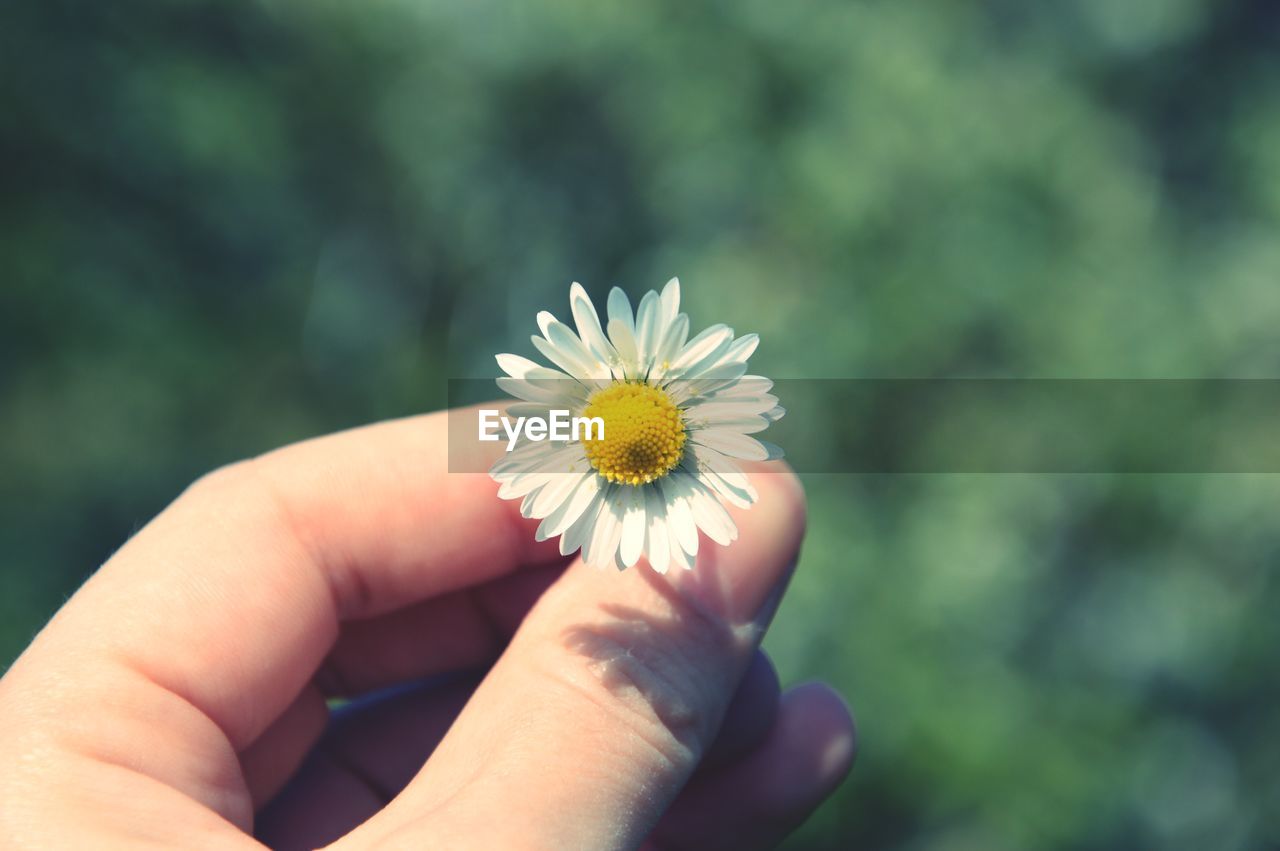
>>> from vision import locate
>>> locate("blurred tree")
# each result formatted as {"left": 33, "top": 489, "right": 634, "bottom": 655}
{"left": 4, "top": 0, "right": 1280, "bottom": 847}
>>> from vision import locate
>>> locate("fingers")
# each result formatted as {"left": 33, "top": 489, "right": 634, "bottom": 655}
{"left": 229, "top": 560, "right": 566, "bottom": 820}
{"left": 238, "top": 683, "right": 330, "bottom": 808}
{"left": 649, "top": 683, "right": 856, "bottom": 851}
{"left": 702, "top": 650, "right": 780, "bottom": 769}
{"left": 336, "top": 463, "right": 806, "bottom": 851}
{"left": 0, "top": 409, "right": 560, "bottom": 826}
{"left": 256, "top": 678, "right": 476, "bottom": 850}
{"left": 239, "top": 561, "right": 566, "bottom": 812}
{"left": 257, "top": 650, "right": 784, "bottom": 850}
{"left": 314, "top": 561, "right": 569, "bottom": 698}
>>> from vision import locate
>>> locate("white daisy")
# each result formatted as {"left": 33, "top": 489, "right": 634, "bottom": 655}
{"left": 489, "top": 278, "right": 785, "bottom": 573}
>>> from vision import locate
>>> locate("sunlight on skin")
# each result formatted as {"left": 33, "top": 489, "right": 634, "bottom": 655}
{"left": 0, "top": 409, "right": 854, "bottom": 850}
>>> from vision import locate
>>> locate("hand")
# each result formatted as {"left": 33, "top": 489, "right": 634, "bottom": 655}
{"left": 0, "top": 409, "right": 854, "bottom": 849}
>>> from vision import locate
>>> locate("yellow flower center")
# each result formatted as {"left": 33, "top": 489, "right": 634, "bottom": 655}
{"left": 582, "top": 382, "right": 686, "bottom": 486}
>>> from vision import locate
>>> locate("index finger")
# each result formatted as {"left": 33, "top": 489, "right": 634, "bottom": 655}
{"left": 12, "top": 408, "right": 558, "bottom": 752}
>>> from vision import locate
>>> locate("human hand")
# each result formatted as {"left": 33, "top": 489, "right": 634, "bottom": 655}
{"left": 0, "top": 409, "right": 854, "bottom": 849}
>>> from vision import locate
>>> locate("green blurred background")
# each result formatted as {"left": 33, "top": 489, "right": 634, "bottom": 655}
{"left": 5, "top": 1, "right": 1280, "bottom": 848}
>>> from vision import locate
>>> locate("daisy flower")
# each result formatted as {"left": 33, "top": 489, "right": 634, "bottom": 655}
{"left": 489, "top": 278, "right": 784, "bottom": 572}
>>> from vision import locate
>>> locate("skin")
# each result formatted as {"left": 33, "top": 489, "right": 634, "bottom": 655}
{"left": 0, "top": 409, "right": 855, "bottom": 850}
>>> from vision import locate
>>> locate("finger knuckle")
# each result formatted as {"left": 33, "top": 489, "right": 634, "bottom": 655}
{"left": 549, "top": 609, "right": 733, "bottom": 772}
{"left": 181, "top": 460, "right": 254, "bottom": 503}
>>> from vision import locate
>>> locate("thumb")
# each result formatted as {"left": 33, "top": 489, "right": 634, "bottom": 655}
{"left": 336, "top": 465, "right": 805, "bottom": 851}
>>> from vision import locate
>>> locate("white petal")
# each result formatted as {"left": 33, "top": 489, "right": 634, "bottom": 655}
{"left": 526, "top": 471, "right": 585, "bottom": 519}
{"left": 495, "top": 353, "right": 573, "bottom": 382}
{"left": 531, "top": 336, "right": 590, "bottom": 380}
{"left": 680, "top": 352, "right": 750, "bottom": 382}
{"left": 606, "top": 288, "right": 641, "bottom": 376}
{"left": 698, "top": 375, "right": 774, "bottom": 398}
{"left": 686, "top": 404, "right": 772, "bottom": 433}
{"left": 671, "top": 332, "right": 762, "bottom": 384}
{"left": 537, "top": 473, "right": 601, "bottom": 540}
{"left": 560, "top": 490, "right": 605, "bottom": 556}
{"left": 684, "top": 477, "right": 738, "bottom": 546}
{"left": 684, "top": 397, "right": 780, "bottom": 419}
{"left": 490, "top": 432, "right": 565, "bottom": 473}
{"left": 496, "top": 376, "right": 588, "bottom": 406}
{"left": 546, "top": 318, "right": 609, "bottom": 377}
{"left": 686, "top": 444, "right": 758, "bottom": 509}
{"left": 536, "top": 310, "right": 557, "bottom": 338}
{"left": 579, "top": 492, "right": 612, "bottom": 566}
{"left": 659, "top": 278, "right": 681, "bottom": 328}
{"left": 679, "top": 371, "right": 752, "bottom": 401}
{"left": 651, "top": 314, "right": 689, "bottom": 379}
{"left": 490, "top": 451, "right": 549, "bottom": 482}
{"left": 644, "top": 486, "right": 670, "bottom": 574}
{"left": 669, "top": 324, "right": 734, "bottom": 376}
{"left": 658, "top": 474, "right": 700, "bottom": 557}
{"left": 504, "top": 402, "right": 553, "bottom": 419}
{"left": 725, "top": 333, "right": 759, "bottom": 363}
{"left": 492, "top": 443, "right": 588, "bottom": 488}
{"left": 691, "top": 429, "right": 771, "bottom": 461}
{"left": 583, "top": 487, "right": 623, "bottom": 568}
{"left": 634, "top": 290, "right": 663, "bottom": 374}
{"left": 493, "top": 463, "right": 546, "bottom": 495}
{"left": 679, "top": 376, "right": 745, "bottom": 401}
{"left": 498, "top": 473, "right": 551, "bottom": 500}
{"left": 607, "top": 317, "right": 640, "bottom": 374}
{"left": 669, "top": 534, "right": 694, "bottom": 571}
{"left": 704, "top": 417, "right": 769, "bottom": 435}
{"left": 607, "top": 286, "right": 634, "bottom": 332}
{"left": 569, "top": 282, "right": 618, "bottom": 365}
{"left": 619, "top": 486, "right": 646, "bottom": 568}
{"left": 755, "top": 439, "right": 785, "bottom": 461}
{"left": 519, "top": 486, "right": 543, "bottom": 517}
{"left": 700, "top": 471, "right": 756, "bottom": 509}
{"left": 502, "top": 448, "right": 591, "bottom": 500}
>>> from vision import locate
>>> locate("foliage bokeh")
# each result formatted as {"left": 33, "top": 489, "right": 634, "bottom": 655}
{"left": 5, "top": 1, "right": 1280, "bottom": 847}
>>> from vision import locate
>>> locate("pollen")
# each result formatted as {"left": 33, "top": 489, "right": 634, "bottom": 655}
{"left": 582, "top": 382, "right": 686, "bottom": 485}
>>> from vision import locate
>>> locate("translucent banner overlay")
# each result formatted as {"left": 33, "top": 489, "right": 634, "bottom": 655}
{"left": 447, "top": 379, "right": 1280, "bottom": 473}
